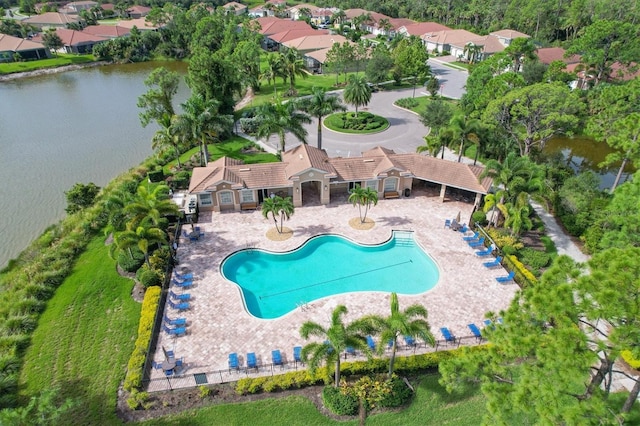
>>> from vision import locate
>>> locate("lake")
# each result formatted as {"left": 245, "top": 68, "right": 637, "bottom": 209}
{"left": 0, "top": 61, "right": 189, "bottom": 269}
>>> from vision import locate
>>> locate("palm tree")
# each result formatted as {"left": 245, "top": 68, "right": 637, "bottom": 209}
{"left": 262, "top": 53, "right": 285, "bottom": 96}
{"left": 300, "top": 305, "right": 375, "bottom": 387}
{"left": 463, "top": 43, "right": 483, "bottom": 64}
{"left": 151, "top": 113, "right": 183, "bottom": 168}
{"left": 111, "top": 224, "right": 167, "bottom": 267}
{"left": 448, "top": 114, "right": 481, "bottom": 162}
{"left": 348, "top": 184, "right": 378, "bottom": 223}
{"left": 343, "top": 74, "right": 372, "bottom": 117}
{"left": 124, "top": 184, "right": 179, "bottom": 229}
{"left": 173, "top": 94, "right": 233, "bottom": 167}
{"left": 261, "top": 195, "right": 294, "bottom": 234}
{"left": 280, "top": 48, "right": 308, "bottom": 95}
{"left": 502, "top": 193, "right": 534, "bottom": 236}
{"left": 418, "top": 100, "right": 454, "bottom": 142}
{"left": 366, "top": 293, "right": 434, "bottom": 378}
{"left": 331, "top": 10, "right": 346, "bottom": 25}
{"left": 254, "top": 98, "right": 311, "bottom": 154}
{"left": 299, "top": 87, "right": 346, "bottom": 150}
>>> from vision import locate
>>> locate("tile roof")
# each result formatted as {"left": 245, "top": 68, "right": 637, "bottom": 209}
{"left": 454, "top": 34, "right": 506, "bottom": 54}
{"left": 0, "top": 34, "right": 46, "bottom": 52}
{"left": 82, "top": 24, "right": 131, "bottom": 38}
{"left": 31, "top": 28, "right": 108, "bottom": 45}
{"left": 400, "top": 22, "right": 451, "bottom": 36}
{"left": 268, "top": 28, "right": 329, "bottom": 43}
{"left": 223, "top": 1, "right": 247, "bottom": 10}
{"left": 189, "top": 145, "right": 492, "bottom": 195}
{"left": 535, "top": 47, "right": 581, "bottom": 65}
{"left": 126, "top": 5, "right": 151, "bottom": 14}
{"left": 388, "top": 18, "right": 415, "bottom": 30}
{"left": 304, "top": 46, "right": 331, "bottom": 63}
{"left": 282, "top": 34, "right": 347, "bottom": 51}
{"left": 116, "top": 17, "right": 161, "bottom": 30}
{"left": 254, "top": 17, "right": 313, "bottom": 35}
{"left": 422, "top": 29, "right": 481, "bottom": 46}
{"left": 23, "top": 12, "right": 81, "bottom": 25}
{"left": 489, "top": 29, "right": 530, "bottom": 40}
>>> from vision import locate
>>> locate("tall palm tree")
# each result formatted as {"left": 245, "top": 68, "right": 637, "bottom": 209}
{"left": 173, "top": 94, "right": 233, "bottom": 167}
{"left": 151, "top": 113, "right": 183, "bottom": 168}
{"left": 502, "top": 193, "right": 534, "bottom": 236}
{"left": 111, "top": 224, "right": 167, "bottom": 267}
{"left": 348, "top": 184, "right": 378, "bottom": 223}
{"left": 463, "top": 43, "right": 483, "bottom": 64}
{"left": 299, "top": 87, "right": 346, "bottom": 150}
{"left": 262, "top": 53, "right": 284, "bottom": 96}
{"left": 343, "top": 74, "right": 372, "bottom": 117}
{"left": 254, "top": 98, "right": 311, "bottom": 154}
{"left": 300, "top": 305, "right": 375, "bottom": 387}
{"left": 261, "top": 195, "right": 294, "bottom": 233}
{"left": 280, "top": 48, "right": 308, "bottom": 95}
{"left": 124, "top": 184, "right": 179, "bottom": 229}
{"left": 448, "top": 114, "right": 481, "bottom": 162}
{"left": 366, "top": 293, "right": 434, "bottom": 378}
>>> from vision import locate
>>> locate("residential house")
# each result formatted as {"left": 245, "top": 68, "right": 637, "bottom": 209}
{"left": 535, "top": 47, "right": 580, "bottom": 66}
{"left": 188, "top": 144, "right": 492, "bottom": 212}
{"left": 288, "top": 4, "right": 337, "bottom": 25}
{"left": 82, "top": 24, "right": 131, "bottom": 38}
{"left": 59, "top": 0, "right": 97, "bottom": 14}
{"left": 304, "top": 46, "right": 332, "bottom": 73}
{"left": 116, "top": 17, "right": 162, "bottom": 31}
{"left": 223, "top": 1, "right": 248, "bottom": 15}
{"left": 0, "top": 34, "right": 50, "bottom": 62}
{"left": 489, "top": 29, "right": 530, "bottom": 47}
{"left": 421, "top": 29, "right": 480, "bottom": 54}
{"left": 252, "top": 17, "right": 313, "bottom": 50}
{"left": 450, "top": 34, "right": 505, "bottom": 62}
{"left": 126, "top": 5, "right": 151, "bottom": 19}
{"left": 282, "top": 33, "right": 347, "bottom": 55}
{"left": 32, "top": 28, "right": 108, "bottom": 53}
{"left": 248, "top": 0, "right": 289, "bottom": 18}
{"left": 267, "top": 28, "right": 329, "bottom": 50}
{"left": 397, "top": 22, "right": 451, "bottom": 37}
{"left": 22, "top": 12, "right": 81, "bottom": 29}
{"left": 386, "top": 18, "right": 415, "bottom": 37}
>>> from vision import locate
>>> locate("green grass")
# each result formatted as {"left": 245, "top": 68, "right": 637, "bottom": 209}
{"left": 140, "top": 374, "right": 487, "bottom": 425}
{"left": 0, "top": 54, "right": 96, "bottom": 75}
{"left": 19, "top": 237, "right": 141, "bottom": 425}
{"left": 324, "top": 112, "right": 390, "bottom": 134}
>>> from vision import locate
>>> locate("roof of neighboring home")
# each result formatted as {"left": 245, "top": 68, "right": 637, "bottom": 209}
{"left": 223, "top": 1, "right": 247, "bottom": 10}
{"left": 268, "top": 28, "right": 329, "bottom": 43}
{"left": 101, "top": 3, "right": 115, "bottom": 10}
{"left": 535, "top": 47, "right": 581, "bottom": 65}
{"left": 304, "top": 46, "right": 331, "bottom": 63}
{"left": 421, "top": 29, "right": 480, "bottom": 46}
{"left": 388, "top": 17, "right": 415, "bottom": 30}
{"left": 189, "top": 145, "right": 492, "bottom": 195}
{"left": 399, "top": 21, "right": 451, "bottom": 36}
{"left": 455, "top": 34, "right": 507, "bottom": 54}
{"left": 82, "top": 24, "right": 131, "bottom": 37}
{"left": 344, "top": 8, "right": 387, "bottom": 21}
{"left": 0, "top": 34, "right": 46, "bottom": 51}
{"left": 126, "top": 5, "right": 151, "bottom": 14}
{"left": 116, "top": 17, "right": 161, "bottom": 30}
{"left": 32, "top": 28, "right": 108, "bottom": 45}
{"left": 282, "top": 33, "right": 347, "bottom": 51}
{"left": 489, "top": 29, "right": 530, "bottom": 40}
{"left": 254, "top": 17, "right": 312, "bottom": 35}
{"left": 23, "top": 12, "right": 81, "bottom": 25}
{"left": 288, "top": 3, "right": 315, "bottom": 11}
{"left": 66, "top": 1, "right": 98, "bottom": 6}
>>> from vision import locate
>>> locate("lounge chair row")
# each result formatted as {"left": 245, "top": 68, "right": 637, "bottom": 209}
{"left": 461, "top": 231, "right": 515, "bottom": 283}
{"left": 168, "top": 270, "right": 197, "bottom": 311}
{"left": 229, "top": 348, "right": 296, "bottom": 372}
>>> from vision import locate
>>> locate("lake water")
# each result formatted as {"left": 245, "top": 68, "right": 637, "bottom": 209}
{"left": 0, "top": 61, "right": 189, "bottom": 269}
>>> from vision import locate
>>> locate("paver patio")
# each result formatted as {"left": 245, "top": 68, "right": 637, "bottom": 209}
{"left": 150, "top": 188, "right": 518, "bottom": 390}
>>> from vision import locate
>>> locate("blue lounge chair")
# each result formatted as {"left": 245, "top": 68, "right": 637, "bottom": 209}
{"left": 463, "top": 231, "right": 479, "bottom": 242}
{"left": 366, "top": 335, "right": 376, "bottom": 351}
{"left": 345, "top": 346, "right": 356, "bottom": 357}
{"left": 247, "top": 352, "right": 258, "bottom": 371}
{"left": 174, "top": 271, "right": 193, "bottom": 280}
{"left": 172, "top": 278, "right": 193, "bottom": 289}
{"left": 169, "top": 290, "right": 191, "bottom": 301}
{"left": 152, "top": 361, "right": 162, "bottom": 370}
{"left": 483, "top": 256, "right": 502, "bottom": 268}
{"left": 387, "top": 339, "right": 394, "bottom": 350}
{"left": 468, "top": 237, "right": 485, "bottom": 248}
{"left": 404, "top": 335, "right": 416, "bottom": 348}
{"left": 174, "top": 358, "right": 184, "bottom": 375}
{"left": 458, "top": 224, "right": 469, "bottom": 233}
{"left": 164, "top": 348, "right": 175, "bottom": 360}
{"left": 162, "top": 324, "right": 186, "bottom": 336}
{"left": 293, "top": 346, "right": 302, "bottom": 364}
{"left": 468, "top": 324, "right": 482, "bottom": 342}
{"left": 444, "top": 219, "right": 451, "bottom": 228}
{"left": 182, "top": 230, "right": 189, "bottom": 238}
{"left": 165, "top": 369, "right": 174, "bottom": 377}
{"left": 168, "top": 300, "right": 189, "bottom": 311}
{"left": 272, "top": 349, "right": 283, "bottom": 368}
{"left": 164, "top": 314, "right": 186, "bottom": 326}
{"left": 496, "top": 271, "right": 515, "bottom": 283}
{"left": 195, "top": 226, "right": 204, "bottom": 238}
{"left": 476, "top": 244, "right": 495, "bottom": 257}
{"left": 440, "top": 327, "right": 456, "bottom": 344}
{"left": 228, "top": 353, "right": 239, "bottom": 372}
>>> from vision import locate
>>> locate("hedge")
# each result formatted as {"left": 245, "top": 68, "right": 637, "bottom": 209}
{"left": 621, "top": 351, "right": 640, "bottom": 370}
{"left": 124, "top": 285, "right": 161, "bottom": 391}
{"left": 234, "top": 346, "right": 486, "bottom": 395}
{"left": 503, "top": 255, "right": 537, "bottom": 287}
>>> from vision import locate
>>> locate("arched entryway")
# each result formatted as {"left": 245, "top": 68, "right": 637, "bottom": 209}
{"left": 301, "top": 181, "right": 321, "bottom": 205}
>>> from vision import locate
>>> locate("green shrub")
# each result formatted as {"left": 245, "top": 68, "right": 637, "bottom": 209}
{"left": 147, "top": 169, "right": 164, "bottom": 183}
{"left": 126, "top": 389, "right": 152, "bottom": 410}
{"left": 138, "top": 268, "right": 162, "bottom": 288}
{"left": 472, "top": 211, "right": 487, "bottom": 226}
{"left": 484, "top": 228, "right": 524, "bottom": 250}
{"left": 378, "top": 375, "right": 413, "bottom": 408}
{"left": 503, "top": 255, "right": 537, "bottom": 286}
{"left": 517, "top": 247, "right": 551, "bottom": 270}
{"left": 118, "top": 249, "right": 145, "bottom": 273}
{"left": 235, "top": 370, "right": 324, "bottom": 395}
{"left": 622, "top": 350, "right": 640, "bottom": 370}
{"left": 395, "top": 98, "right": 419, "bottom": 109}
{"left": 323, "top": 385, "right": 358, "bottom": 415}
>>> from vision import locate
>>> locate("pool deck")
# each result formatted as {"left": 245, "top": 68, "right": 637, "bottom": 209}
{"left": 150, "top": 189, "right": 518, "bottom": 390}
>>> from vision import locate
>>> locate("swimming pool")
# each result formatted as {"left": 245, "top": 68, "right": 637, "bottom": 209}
{"left": 220, "top": 231, "right": 440, "bottom": 319}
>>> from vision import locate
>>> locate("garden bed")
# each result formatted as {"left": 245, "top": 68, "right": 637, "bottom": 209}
{"left": 324, "top": 112, "right": 389, "bottom": 134}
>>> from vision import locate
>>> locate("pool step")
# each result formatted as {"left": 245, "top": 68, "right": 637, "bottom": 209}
{"left": 394, "top": 238, "right": 414, "bottom": 246}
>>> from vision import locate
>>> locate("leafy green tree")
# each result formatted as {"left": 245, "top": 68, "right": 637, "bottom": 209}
{"left": 325, "top": 42, "right": 355, "bottom": 85}
{"left": 503, "top": 37, "right": 536, "bottom": 72}
{"left": 367, "top": 293, "right": 434, "bottom": 378}
{"left": 299, "top": 87, "right": 346, "bottom": 150}
{"left": 557, "top": 171, "right": 609, "bottom": 236}
{"left": 262, "top": 53, "right": 285, "bottom": 96}
{"left": 260, "top": 195, "right": 294, "bottom": 234}
{"left": 151, "top": 113, "right": 183, "bottom": 168}
{"left": 64, "top": 182, "right": 100, "bottom": 214}
{"left": 448, "top": 114, "right": 481, "bottom": 162}
{"left": 365, "top": 44, "right": 394, "bottom": 84}
{"left": 417, "top": 100, "right": 454, "bottom": 158}
{"left": 137, "top": 67, "right": 180, "bottom": 128}
{"left": 173, "top": 94, "right": 233, "bottom": 166}
{"left": 231, "top": 40, "right": 262, "bottom": 92}
{"left": 41, "top": 30, "right": 63, "bottom": 57}
{"left": 254, "top": 98, "right": 310, "bottom": 154}
{"left": 425, "top": 76, "right": 440, "bottom": 98}
{"left": 462, "top": 42, "right": 482, "bottom": 64}
{"left": 124, "top": 184, "right": 178, "bottom": 229}
{"left": 599, "top": 113, "right": 640, "bottom": 191}
{"left": 186, "top": 47, "right": 241, "bottom": 115}
{"left": 348, "top": 184, "right": 378, "bottom": 223}
{"left": 300, "top": 305, "right": 374, "bottom": 387}
{"left": 483, "top": 82, "right": 584, "bottom": 156}
{"left": 0, "top": 387, "right": 74, "bottom": 425}
{"left": 343, "top": 74, "right": 371, "bottom": 117}
{"left": 392, "top": 35, "right": 430, "bottom": 97}
{"left": 567, "top": 20, "right": 640, "bottom": 85}
{"left": 340, "top": 375, "right": 393, "bottom": 426}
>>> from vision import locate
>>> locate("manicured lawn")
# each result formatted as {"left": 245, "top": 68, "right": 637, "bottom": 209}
{"left": 140, "top": 374, "right": 487, "bottom": 425}
{"left": 0, "top": 54, "right": 96, "bottom": 75}
{"left": 19, "top": 237, "right": 140, "bottom": 425}
{"left": 324, "top": 112, "right": 390, "bottom": 134}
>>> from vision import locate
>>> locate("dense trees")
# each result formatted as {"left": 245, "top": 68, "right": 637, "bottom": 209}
{"left": 137, "top": 67, "right": 180, "bottom": 128}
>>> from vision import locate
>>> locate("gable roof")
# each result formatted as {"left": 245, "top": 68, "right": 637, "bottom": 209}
{"left": 126, "top": 5, "right": 151, "bottom": 14}
{"left": 268, "top": 28, "right": 328, "bottom": 43}
{"left": 282, "top": 144, "right": 337, "bottom": 178}
{"left": 388, "top": 17, "right": 415, "bottom": 30}
{"left": 223, "top": 1, "right": 247, "bottom": 11}
{"left": 489, "top": 29, "right": 530, "bottom": 40}
{"left": 0, "top": 34, "right": 46, "bottom": 52}
{"left": 455, "top": 34, "right": 507, "bottom": 54}
{"left": 32, "top": 28, "right": 108, "bottom": 46}
{"left": 422, "top": 29, "right": 480, "bottom": 46}
{"left": 116, "top": 17, "right": 161, "bottom": 30}
{"left": 82, "top": 24, "right": 131, "bottom": 38}
{"left": 400, "top": 22, "right": 450, "bottom": 36}
{"left": 23, "top": 12, "right": 81, "bottom": 25}
{"left": 535, "top": 47, "right": 581, "bottom": 65}
{"left": 282, "top": 33, "right": 347, "bottom": 51}
{"left": 254, "top": 17, "right": 312, "bottom": 35}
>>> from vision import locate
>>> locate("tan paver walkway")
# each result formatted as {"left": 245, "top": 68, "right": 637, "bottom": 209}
{"left": 150, "top": 189, "right": 518, "bottom": 390}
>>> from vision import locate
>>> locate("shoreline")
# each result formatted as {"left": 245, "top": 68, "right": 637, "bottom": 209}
{"left": 0, "top": 61, "right": 111, "bottom": 82}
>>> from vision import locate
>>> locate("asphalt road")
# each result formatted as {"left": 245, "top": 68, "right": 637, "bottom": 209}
{"left": 258, "top": 61, "right": 469, "bottom": 159}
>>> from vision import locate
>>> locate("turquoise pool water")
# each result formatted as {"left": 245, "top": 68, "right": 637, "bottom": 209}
{"left": 220, "top": 231, "right": 439, "bottom": 319}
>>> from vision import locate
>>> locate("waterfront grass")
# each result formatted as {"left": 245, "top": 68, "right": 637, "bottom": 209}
{"left": 20, "top": 237, "right": 140, "bottom": 425}
{"left": 142, "top": 374, "right": 486, "bottom": 425}
{"left": 0, "top": 54, "right": 96, "bottom": 75}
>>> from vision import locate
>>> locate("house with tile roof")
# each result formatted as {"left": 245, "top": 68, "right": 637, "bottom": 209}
{"left": 449, "top": 34, "right": 506, "bottom": 62}
{"left": 22, "top": 12, "right": 81, "bottom": 29}
{"left": 421, "top": 29, "right": 480, "bottom": 54}
{"left": 188, "top": 144, "right": 491, "bottom": 212}
{"left": 116, "top": 17, "right": 163, "bottom": 31}
{"left": 223, "top": 1, "right": 248, "bottom": 15}
{"left": 282, "top": 33, "right": 347, "bottom": 54}
{"left": 32, "top": 28, "right": 108, "bottom": 53}
{"left": 0, "top": 34, "right": 50, "bottom": 62}
{"left": 489, "top": 29, "right": 530, "bottom": 47}
{"left": 59, "top": 0, "right": 97, "bottom": 14}
{"left": 82, "top": 24, "right": 131, "bottom": 38}
{"left": 535, "top": 47, "right": 580, "bottom": 65}
{"left": 397, "top": 22, "right": 451, "bottom": 37}
{"left": 126, "top": 5, "right": 151, "bottom": 19}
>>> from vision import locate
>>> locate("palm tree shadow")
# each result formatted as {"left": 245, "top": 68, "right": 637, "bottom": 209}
{"left": 295, "top": 224, "right": 332, "bottom": 236}
{"left": 211, "top": 145, "right": 244, "bottom": 160}
{"left": 378, "top": 216, "right": 413, "bottom": 227}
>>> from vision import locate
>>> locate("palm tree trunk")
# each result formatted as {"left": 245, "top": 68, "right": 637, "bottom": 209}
{"left": 334, "top": 358, "right": 341, "bottom": 387}
{"left": 611, "top": 157, "right": 628, "bottom": 192}
{"left": 458, "top": 139, "right": 464, "bottom": 162}
{"left": 317, "top": 117, "right": 323, "bottom": 150}
{"left": 359, "top": 400, "right": 367, "bottom": 426}
{"left": 279, "top": 132, "right": 286, "bottom": 154}
{"left": 174, "top": 145, "right": 182, "bottom": 168}
{"left": 388, "top": 339, "right": 397, "bottom": 378}
{"left": 622, "top": 377, "right": 640, "bottom": 413}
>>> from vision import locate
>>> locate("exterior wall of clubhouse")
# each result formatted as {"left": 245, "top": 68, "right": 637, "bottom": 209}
{"left": 188, "top": 144, "right": 493, "bottom": 213}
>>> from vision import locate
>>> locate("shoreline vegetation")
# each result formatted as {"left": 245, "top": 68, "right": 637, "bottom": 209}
{"left": 0, "top": 59, "right": 109, "bottom": 81}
